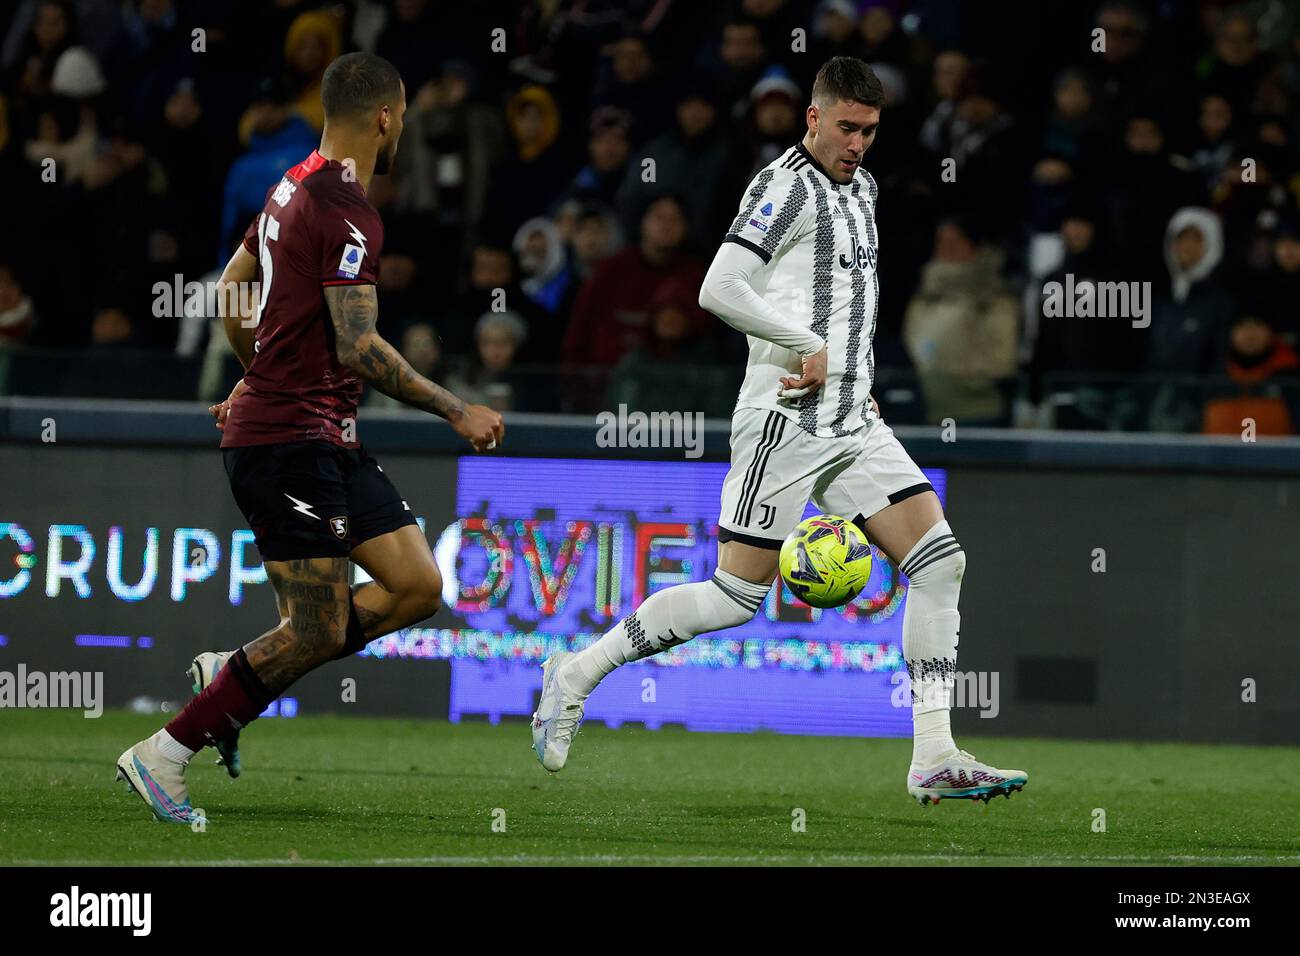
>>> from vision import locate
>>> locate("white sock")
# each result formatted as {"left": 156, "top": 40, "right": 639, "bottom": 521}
{"left": 563, "top": 569, "right": 770, "bottom": 697}
{"left": 153, "top": 728, "right": 196, "bottom": 763}
{"left": 898, "top": 520, "right": 965, "bottom": 767}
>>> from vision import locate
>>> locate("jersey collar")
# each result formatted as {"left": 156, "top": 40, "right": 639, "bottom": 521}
{"left": 286, "top": 149, "right": 329, "bottom": 182}
{"left": 795, "top": 141, "right": 834, "bottom": 182}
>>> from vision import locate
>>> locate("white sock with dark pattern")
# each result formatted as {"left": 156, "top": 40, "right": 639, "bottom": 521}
{"left": 899, "top": 521, "right": 965, "bottom": 767}
{"left": 562, "top": 569, "right": 770, "bottom": 698}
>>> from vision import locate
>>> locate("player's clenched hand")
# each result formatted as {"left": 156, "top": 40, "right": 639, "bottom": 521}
{"left": 452, "top": 404, "right": 504, "bottom": 452}
{"left": 777, "top": 346, "right": 827, "bottom": 400}
{"left": 209, "top": 379, "right": 249, "bottom": 430}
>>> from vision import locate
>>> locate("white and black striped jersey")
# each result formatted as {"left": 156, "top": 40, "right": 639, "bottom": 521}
{"left": 722, "top": 142, "right": 880, "bottom": 438}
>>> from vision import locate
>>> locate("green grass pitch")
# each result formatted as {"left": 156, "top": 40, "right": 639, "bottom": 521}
{"left": 1, "top": 710, "right": 1296, "bottom": 866}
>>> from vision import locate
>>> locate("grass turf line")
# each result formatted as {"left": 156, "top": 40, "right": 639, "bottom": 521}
{"left": 0, "top": 710, "right": 1295, "bottom": 866}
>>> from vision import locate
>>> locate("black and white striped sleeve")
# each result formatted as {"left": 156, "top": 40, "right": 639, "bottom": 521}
{"left": 722, "top": 166, "right": 811, "bottom": 265}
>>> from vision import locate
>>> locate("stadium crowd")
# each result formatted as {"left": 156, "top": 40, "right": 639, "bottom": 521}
{"left": 1, "top": 0, "right": 1299, "bottom": 432}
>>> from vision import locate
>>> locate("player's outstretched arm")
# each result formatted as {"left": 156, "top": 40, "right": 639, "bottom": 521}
{"left": 323, "top": 283, "right": 503, "bottom": 451}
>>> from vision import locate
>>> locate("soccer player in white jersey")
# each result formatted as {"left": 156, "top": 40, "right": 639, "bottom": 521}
{"left": 532, "top": 57, "right": 1027, "bottom": 806}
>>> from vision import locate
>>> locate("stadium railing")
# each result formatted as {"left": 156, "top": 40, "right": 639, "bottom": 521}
{"left": 2, "top": 394, "right": 1298, "bottom": 474}
{"left": 4, "top": 345, "right": 1300, "bottom": 438}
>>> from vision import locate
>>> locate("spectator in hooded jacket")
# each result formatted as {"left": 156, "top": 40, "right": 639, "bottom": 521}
{"left": 483, "top": 84, "right": 568, "bottom": 234}
{"left": 514, "top": 215, "right": 575, "bottom": 318}
{"left": 1147, "top": 207, "right": 1233, "bottom": 375}
{"left": 1141, "top": 207, "right": 1235, "bottom": 431}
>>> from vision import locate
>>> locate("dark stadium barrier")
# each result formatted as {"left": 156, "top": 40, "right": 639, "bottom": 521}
{"left": 1, "top": 398, "right": 1297, "bottom": 745}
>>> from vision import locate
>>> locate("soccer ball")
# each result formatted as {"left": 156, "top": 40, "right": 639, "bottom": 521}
{"left": 778, "top": 514, "right": 873, "bottom": 609}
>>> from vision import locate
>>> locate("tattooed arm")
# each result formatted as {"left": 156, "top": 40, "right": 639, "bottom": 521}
{"left": 324, "top": 283, "right": 504, "bottom": 450}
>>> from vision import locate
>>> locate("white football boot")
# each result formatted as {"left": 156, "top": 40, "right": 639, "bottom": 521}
{"left": 908, "top": 748, "right": 1028, "bottom": 806}
{"left": 115, "top": 735, "right": 207, "bottom": 826}
{"left": 188, "top": 650, "right": 242, "bottom": 778}
{"left": 531, "top": 652, "right": 585, "bottom": 772}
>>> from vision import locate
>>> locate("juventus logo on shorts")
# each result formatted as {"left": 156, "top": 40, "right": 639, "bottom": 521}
{"left": 758, "top": 504, "right": 776, "bottom": 530}
{"left": 329, "top": 516, "right": 348, "bottom": 540}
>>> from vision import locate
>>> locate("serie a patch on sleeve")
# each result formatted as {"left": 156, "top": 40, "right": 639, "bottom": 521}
{"left": 336, "top": 244, "right": 364, "bottom": 278}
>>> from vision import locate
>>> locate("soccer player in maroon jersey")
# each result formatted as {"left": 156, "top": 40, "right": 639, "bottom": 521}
{"left": 115, "top": 53, "right": 503, "bottom": 824}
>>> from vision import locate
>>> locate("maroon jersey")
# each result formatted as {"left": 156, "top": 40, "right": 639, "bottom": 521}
{"left": 221, "top": 150, "right": 383, "bottom": 449}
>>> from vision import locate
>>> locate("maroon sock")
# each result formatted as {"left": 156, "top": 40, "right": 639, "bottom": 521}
{"left": 165, "top": 649, "right": 276, "bottom": 751}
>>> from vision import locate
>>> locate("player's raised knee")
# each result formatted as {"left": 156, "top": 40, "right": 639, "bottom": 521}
{"left": 900, "top": 522, "right": 965, "bottom": 585}
{"left": 409, "top": 565, "right": 443, "bottom": 621}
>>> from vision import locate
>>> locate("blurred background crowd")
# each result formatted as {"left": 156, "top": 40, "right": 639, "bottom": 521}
{"left": 1, "top": 0, "right": 1299, "bottom": 433}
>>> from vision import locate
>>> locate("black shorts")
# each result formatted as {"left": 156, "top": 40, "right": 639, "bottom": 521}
{"left": 223, "top": 440, "right": 419, "bottom": 561}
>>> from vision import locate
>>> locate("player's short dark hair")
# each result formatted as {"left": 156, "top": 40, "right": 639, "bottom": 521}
{"left": 811, "top": 57, "right": 884, "bottom": 110}
{"left": 321, "top": 52, "right": 402, "bottom": 121}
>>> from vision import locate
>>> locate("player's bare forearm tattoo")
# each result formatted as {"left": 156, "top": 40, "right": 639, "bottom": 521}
{"left": 246, "top": 557, "right": 350, "bottom": 692}
{"left": 324, "top": 284, "right": 466, "bottom": 421}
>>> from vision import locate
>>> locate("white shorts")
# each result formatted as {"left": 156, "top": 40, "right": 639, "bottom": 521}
{"left": 718, "top": 406, "right": 932, "bottom": 548}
